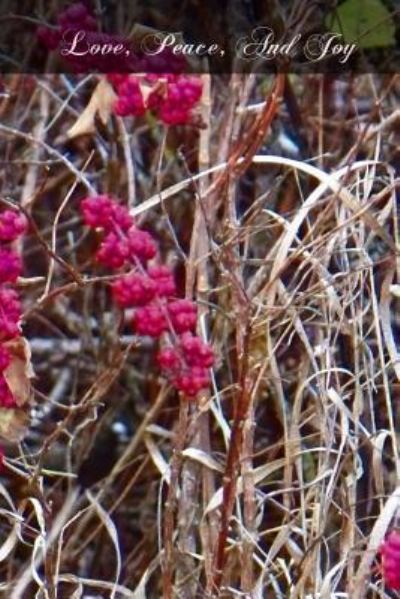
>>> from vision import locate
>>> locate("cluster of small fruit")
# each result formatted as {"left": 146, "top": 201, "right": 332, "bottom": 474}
{"left": 0, "top": 210, "right": 27, "bottom": 407}
{"left": 36, "top": 2, "right": 194, "bottom": 79}
{"left": 37, "top": 2, "right": 135, "bottom": 72}
{"left": 81, "top": 195, "right": 214, "bottom": 397}
{"left": 108, "top": 73, "right": 203, "bottom": 125}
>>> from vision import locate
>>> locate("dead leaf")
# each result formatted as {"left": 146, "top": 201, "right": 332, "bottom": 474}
{"left": 0, "top": 337, "right": 34, "bottom": 442}
{"left": 3, "top": 337, "right": 34, "bottom": 407}
{"left": 0, "top": 408, "right": 30, "bottom": 443}
{"left": 67, "top": 79, "right": 117, "bottom": 139}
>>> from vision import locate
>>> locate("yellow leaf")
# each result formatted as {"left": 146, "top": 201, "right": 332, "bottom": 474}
{"left": 67, "top": 79, "right": 117, "bottom": 139}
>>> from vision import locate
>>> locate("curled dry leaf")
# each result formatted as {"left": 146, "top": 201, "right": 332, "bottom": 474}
{"left": 3, "top": 337, "right": 34, "bottom": 407}
{"left": 0, "top": 337, "right": 34, "bottom": 442}
{"left": 67, "top": 79, "right": 117, "bottom": 139}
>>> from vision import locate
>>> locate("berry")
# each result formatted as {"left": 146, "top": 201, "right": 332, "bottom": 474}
{"left": 114, "top": 78, "right": 146, "bottom": 117}
{"left": 114, "top": 97, "right": 133, "bottom": 117}
{"left": 0, "top": 288, "right": 21, "bottom": 341}
{"left": 0, "top": 204, "right": 26, "bottom": 417}
{"left": 81, "top": 195, "right": 116, "bottom": 230}
{"left": 39, "top": 3, "right": 135, "bottom": 72}
{"left": 157, "top": 347, "right": 181, "bottom": 371}
{"left": 112, "top": 274, "right": 156, "bottom": 307}
{"left": 0, "top": 210, "right": 27, "bottom": 241}
{"left": 168, "top": 299, "right": 197, "bottom": 333}
{"left": 157, "top": 335, "right": 214, "bottom": 397}
{"left": 0, "top": 249, "right": 22, "bottom": 283}
{"left": 157, "top": 76, "right": 202, "bottom": 125}
{"left": 179, "top": 332, "right": 214, "bottom": 368}
{"left": 148, "top": 265, "right": 176, "bottom": 297}
{"left": 380, "top": 530, "right": 400, "bottom": 589}
{"left": 127, "top": 229, "right": 157, "bottom": 262}
{"left": 112, "top": 205, "right": 135, "bottom": 232}
{"left": 57, "top": 3, "right": 97, "bottom": 32}
{"left": 107, "top": 73, "right": 128, "bottom": 88}
{"left": 133, "top": 305, "right": 167, "bottom": 337}
{"left": 38, "top": 2, "right": 97, "bottom": 53}
{"left": 173, "top": 366, "right": 210, "bottom": 397}
{"left": 110, "top": 72, "right": 202, "bottom": 125}
{"left": 81, "top": 195, "right": 133, "bottom": 232}
{"left": 96, "top": 232, "right": 128, "bottom": 269}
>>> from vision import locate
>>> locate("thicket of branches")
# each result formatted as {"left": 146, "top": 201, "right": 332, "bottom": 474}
{"left": 0, "top": 72, "right": 398, "bottom": 598}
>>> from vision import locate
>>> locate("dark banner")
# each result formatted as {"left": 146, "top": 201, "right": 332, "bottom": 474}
{"left": 0, "top": 0, "right": 398, "bottom": 73}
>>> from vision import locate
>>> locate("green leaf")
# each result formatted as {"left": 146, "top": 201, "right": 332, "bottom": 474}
{"left": 326, "top": 0, "right": 396, "bottom": 48}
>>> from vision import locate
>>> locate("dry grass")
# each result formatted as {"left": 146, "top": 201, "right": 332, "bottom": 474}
{"left": 0, "top": 73, "right": 398, "bottom": 598}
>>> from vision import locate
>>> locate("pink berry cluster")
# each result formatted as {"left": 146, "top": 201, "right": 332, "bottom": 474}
{"left": 36, "top": 3, "right": 190, "bottom": 76}
{"left": 37, "top": 2, "right": 97, "bottom": 51}
{"left": 80, "top": 195, "right": 214, "bottom": 397}
{"left": 37, "top": 3, "right": 134, "bottom": 73}
{"left": 0, "top": 209, "right": 27, "bottom": 408}
{"left": 107, "top": 73, "right": 203, "bottom": 125}
{"left": 380, "top": 529, "right": 400, "bottom": 589}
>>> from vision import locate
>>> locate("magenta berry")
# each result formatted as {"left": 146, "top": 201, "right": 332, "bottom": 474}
{"left": 0, "top": 210, "right": 27, "bottom": 242}
{"left": 107, "top": 74, "right": 128, "bottom": 88}
{"left": 112, "top": 204, "right": 135, "bottom": 232}
{"left": 57, "top": 2, "right": 97, "bottom": 33}
{"left": 96, "top": 232, "right": 128, "bottom": 269}
{"left": 157, "top": 347, "right": 181, "bottom": 370}
{"left": 0, "top": 287, "right": 22, "bottom": 341}
{"left": 157, "top": 335, "right": 214, "bottom": 397}
{"left": 37, "top": 3, "right": 201, "bottom": 78}
{"left": 168, "top": 300, "right": 197, "bottom": 333}
{"left": 380, "top": 530, "right": 400, "bottom": 589}
{"left": 0, "top": 206, "right": 26, "bottom": 413}
{"left": 173, "top": 366, "right": 211, "bottom": 397}
{"left": 57, "top": 2, "right": 90, "bottom": 26}
{"left": 81, "top": 195, "right": 134, "bottom": 232}
{"left": 38, "top": 2, "right": 97, "bottom": 53}
{"left": 179, "top": 332, "right": 214, "bottom": 368}
{"left": 112, "top": 274, "right": 157, "bottom": 308}
{"left": 0, "top": 248, "right": 22, "bottom": 283}
{"left": 114, "top": 78, "right": 146, "bottom": 117}
{"left": 126, "top": 229, "right": 157, "bottom": 262}
{"left": 157, "top": 76, "right": 202, "bottom": 125}
{"left": 81, "top": 196, "right": 157, "bottom": 266}
{"left": 133, "top": 305, "right": 168, "bottom": 338}
{"left": 81, "top": 195, "right": 118, "bottom": 230}
{"left": 108, "top": 72, "right": 202, "bottom": 126}
{"left": 113, "top": 97, "right": 133, "bottom": 117}
{"left": 148, "top": 265, "right": 176, "bottom": 297}
{"left": 37, "top": 3, "right": 135, "bottom": 73}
